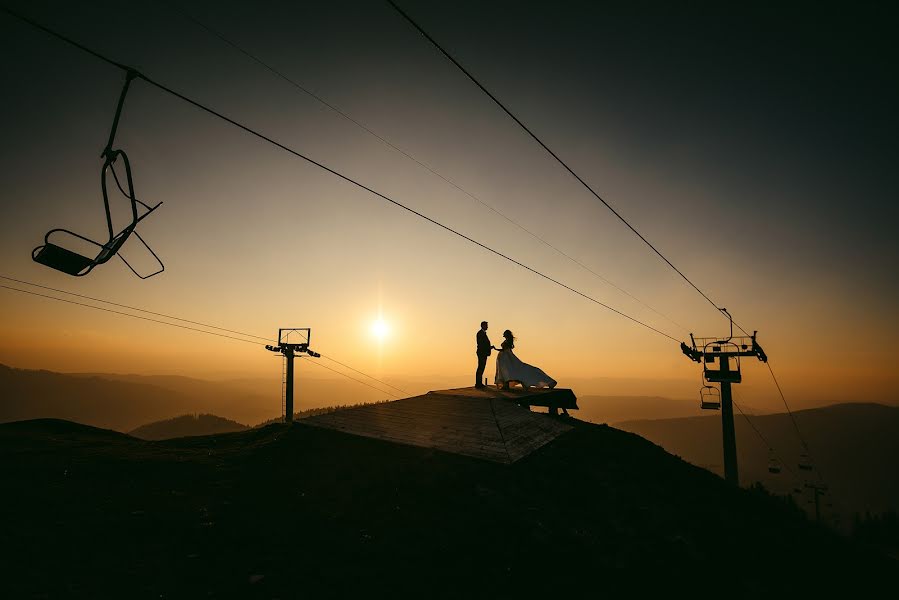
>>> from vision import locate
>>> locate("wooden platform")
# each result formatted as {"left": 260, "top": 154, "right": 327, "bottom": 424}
{"left": 302, "top": 387, "right": 577, "bottom": 464}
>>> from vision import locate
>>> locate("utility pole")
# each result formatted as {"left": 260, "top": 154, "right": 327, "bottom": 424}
{"left": 265, "top": 328, "right": 320, "bottom": 423}
{"left": 680, "top": 310, "right": 767, "bottom": 486}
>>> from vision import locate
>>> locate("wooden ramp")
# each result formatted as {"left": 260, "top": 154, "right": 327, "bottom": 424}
{"left": 302, "top": 387, "right": 577, "bottom": 464}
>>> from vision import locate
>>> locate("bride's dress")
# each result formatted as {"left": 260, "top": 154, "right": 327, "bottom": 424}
{"left": 495, "top": 346, "right": 556, "bottom": 389}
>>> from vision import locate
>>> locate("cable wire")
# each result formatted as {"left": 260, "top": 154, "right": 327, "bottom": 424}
{"left": 316, "top": 353, "right": 408, "bottom": 395}
{"left": 732, "top": 395, "right": 799, "bottom": 482}
{"left": 0, "top": 275, "right": 273, "bottom": 342}
{"left": 386, "top": 0, "right": 746, "bottom": 333}
{"left": 0, "top": 6, "right": 681, "bottom": 344}
{"left": 2, "top": 283, "right": 403, "bottom": 398}
{"left": 766, "top": 361, "right": 826, "bottom": 484}
{"left": 166, "top": 3, "right": 688, "bottom": 335}
{"left": 298, "top": 356, "right": 399, "bottom": 398}
{"left": 1, "top": 274, "right": 408, "bottom": 397}
{"left": 1, "top": 283, "right": 262, "bottom": 345}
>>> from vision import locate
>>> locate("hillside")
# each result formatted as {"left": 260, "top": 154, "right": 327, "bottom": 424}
{"left": 617, "top": 403, "right": 899, "bottom": 519}
{"left": 0, "top": 417, "right": 894, "bottom": 597}
{"left": 129, "top": 413, "right": 248, "bottom": 440}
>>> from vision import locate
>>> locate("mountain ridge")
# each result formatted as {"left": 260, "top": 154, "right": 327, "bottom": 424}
{"left": 1, "top": 415, "right": 893, "bottom": 597}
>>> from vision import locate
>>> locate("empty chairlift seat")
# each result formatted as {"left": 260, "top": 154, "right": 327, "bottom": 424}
{"left": 700, "top": 385, "right": 721, "bottom": 410}
{"left": 31, "top": 69, "right": 164, "bottom": 279}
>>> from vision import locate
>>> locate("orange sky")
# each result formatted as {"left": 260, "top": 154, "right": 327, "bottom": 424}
{"left": 1, "top": 2, "right": 897, "bottom": 413}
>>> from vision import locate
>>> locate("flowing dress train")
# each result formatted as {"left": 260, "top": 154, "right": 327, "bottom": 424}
{"left": 495, "top": 348, "right": 556, "bottom": 389}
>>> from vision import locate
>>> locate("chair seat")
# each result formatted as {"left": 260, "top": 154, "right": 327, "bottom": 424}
{"left": 33, "top": 243, "right": 94, "bottom": 276}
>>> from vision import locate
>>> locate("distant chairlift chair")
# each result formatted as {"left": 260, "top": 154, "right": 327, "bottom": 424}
{"left": 31, "top": 70, "right": 164, "bottom": 279}
{"left": 699, "top": 385, "right": 721, "bottom": 410}
{"left": 767, "top": 449, "right": 783, "bottom": 474}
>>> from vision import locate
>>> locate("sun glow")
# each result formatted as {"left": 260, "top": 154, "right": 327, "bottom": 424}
{"left": 371, "top": 319, "right": 390, "bottom": 340}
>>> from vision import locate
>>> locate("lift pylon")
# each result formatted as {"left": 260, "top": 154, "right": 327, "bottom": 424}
{"left": 265, "top": 328, "right": 320, "bottom": 423}
{"left": 680, "top": 309, "right": 768, "bottom": 486}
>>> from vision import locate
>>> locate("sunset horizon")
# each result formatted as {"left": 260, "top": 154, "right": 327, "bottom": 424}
{"left": 1, "top": 2, "right": 897, "bottom": 596}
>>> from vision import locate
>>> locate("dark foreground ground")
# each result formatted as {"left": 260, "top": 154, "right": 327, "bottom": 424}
{"left": 0, "top": 418, "right": 894, "bottom": 598}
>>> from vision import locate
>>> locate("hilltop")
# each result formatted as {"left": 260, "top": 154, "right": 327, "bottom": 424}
{"left": 129, "top": 413, "right": 249, "bottom": 440}
{"left": 1, "top": 416, "right": 893, "bottom": 598}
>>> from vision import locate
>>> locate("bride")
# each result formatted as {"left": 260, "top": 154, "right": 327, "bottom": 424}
{"left": 495, "top": 330, "right": 557, "bottom": 390}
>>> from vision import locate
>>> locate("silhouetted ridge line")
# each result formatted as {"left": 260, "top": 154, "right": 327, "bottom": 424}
{"left": 0, "top": 281, "right": 403, "bottom": 399}
{"left": 385, "top": 0, "right": 750, "bottom": 336}
{"left": 166, "top": 4, "right": 688, "bottom": 335}
{"left": 0, "top": 7, "right": 680, "bottom": 343}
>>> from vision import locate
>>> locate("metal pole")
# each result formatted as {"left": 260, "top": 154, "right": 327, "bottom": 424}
{"left": 284, "top": 347, "right": 295, "bottom": 423}
{"left": 719, "top": 357, "right": 739, "bottom": 486}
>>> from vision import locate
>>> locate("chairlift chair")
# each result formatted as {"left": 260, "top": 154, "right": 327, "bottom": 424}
{"left": 700, "top": 385, "right": 721, "bottom": 410}
{"left": 798, "top": 452, "right": 813, "bottom": 471}
{"left": 767, "top": 449, "right": 782, "bottom": 474}
{"left": 31, "top": 70, "right": 164, "bottom": 279}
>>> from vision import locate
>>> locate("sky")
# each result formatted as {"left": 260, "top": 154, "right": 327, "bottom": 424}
{"left": 1, "top": 1, "right": 897, "bottom": 411}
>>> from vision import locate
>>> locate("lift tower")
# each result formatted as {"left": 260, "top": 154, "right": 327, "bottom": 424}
{"left": 681, "top": 310, "right": 767, "bottom": 486}
{"left": 265, "top": 328, "right": 320, "bottom": 423}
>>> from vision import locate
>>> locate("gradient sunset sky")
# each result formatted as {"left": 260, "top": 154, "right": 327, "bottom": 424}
{"left": 1, "top": 1, "right": 896, "bottom": 411}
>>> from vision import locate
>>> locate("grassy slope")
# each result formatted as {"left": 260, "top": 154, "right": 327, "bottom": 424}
{"left": 0, "top": 418, "right": 894, "bottom": 598}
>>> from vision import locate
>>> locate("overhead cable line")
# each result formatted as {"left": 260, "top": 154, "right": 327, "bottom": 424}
{"left": 0, "top": 283, "right": 261, "bottom": 345}
{"left": 298, "top": 356, "right": 399, "bottom": 398}
{"left": 166, "top": 3, "right": 688, "bottom": 335}
{"left": 766, "top": 361, "right": 825, "bottom": 483}
{"left": 386, "top": 0, "right": 748, "bottom": 335}
{"left": 0, "top": 274, "right": 409, "bottom": 394}
{"left": 0, "top": 281, "right": 404, "bottom": 398}
{"left": 315, "top": 354, "right": 408, "bottom": 395}
{"left": 0, "top": 275, "right": 273, "bottom": 342}
{"left": 0, "top": 7, "right": 680, "bottom": 344}
{"left": 1, "top": 274, "right": 405, "bottom": 396}
{"left": 732, "top": 394, "right": 799, "bottom": 482}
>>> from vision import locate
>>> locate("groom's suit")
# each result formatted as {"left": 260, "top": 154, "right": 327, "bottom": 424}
{"left": 476, "top": 329, "right": 491, "bottom": 387}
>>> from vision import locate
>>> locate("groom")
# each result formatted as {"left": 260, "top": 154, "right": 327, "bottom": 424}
{"left": 475, "top": 320, "right": 491, "bottom": 389}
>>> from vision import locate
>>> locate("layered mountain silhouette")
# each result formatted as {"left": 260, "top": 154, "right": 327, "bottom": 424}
{"left": 1, "top": 416, "right": 893, "bottom": 597}
{"left": 617, "top": 403, "right": 899, "bottom": 518}
{"left": 0, "top": 363, "right": 394, "bottom": 429}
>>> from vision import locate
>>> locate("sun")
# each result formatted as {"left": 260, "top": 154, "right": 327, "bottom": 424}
{"left": 370, "top": 319, "right": 390, "bottom": 340}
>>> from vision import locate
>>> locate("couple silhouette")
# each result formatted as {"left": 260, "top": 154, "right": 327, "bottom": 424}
{"left": 475, "top": 321, "right": 557, "bottom": 390}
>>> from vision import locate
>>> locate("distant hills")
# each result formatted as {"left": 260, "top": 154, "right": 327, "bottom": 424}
{"left": 617, "top": 402, "right": 899, "bottom": 519}
{"left": 129, "top": 414, "right": 248, "bottom": 440}
{"left": 576, "top": 394, "right": 700, "bottom": 424}
{"left": 129, "top": 408, "right": 368, "bottom": 440}
{"left": 0, "top": 363, "right": 396, "bottom": 430}
{"left": 4, "top": 361, "right": 897, "bottom": 521}
{"left": 1, "top": 416, "right": 893, "bottom": 597}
